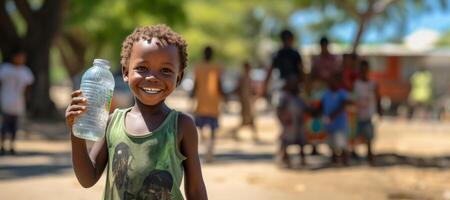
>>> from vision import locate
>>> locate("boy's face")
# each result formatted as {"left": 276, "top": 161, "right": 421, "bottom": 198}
{"left": 123, "top": 38, "right": 182, "bottom": 106}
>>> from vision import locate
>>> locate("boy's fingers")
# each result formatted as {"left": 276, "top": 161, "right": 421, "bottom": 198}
{"left": 67, "top": 105, "right": 87, "bottom": 112}
{"left": 71, "top": 90, "right": 83, "bottom": 97}
{"left": 71, "top": 97, "right": 87, "bottom": 105}
{"left": 66, "top": 110, "right": 85, "bottom": 117}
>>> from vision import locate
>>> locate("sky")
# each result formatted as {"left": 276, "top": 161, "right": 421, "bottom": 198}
{"left": 290, "top": 0, "right": 450, "bottom": 46}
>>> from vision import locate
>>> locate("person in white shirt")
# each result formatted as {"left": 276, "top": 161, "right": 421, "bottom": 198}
{"left": 353, "top": 60, "right": 381, "bottom": 163}
{"left": 0, "top": 48, "right": 34, "bottom": 155}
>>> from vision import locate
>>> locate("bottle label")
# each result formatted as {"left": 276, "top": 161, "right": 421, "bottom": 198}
{"left": 105, "top": 89, "right": 113, "bottom": 112}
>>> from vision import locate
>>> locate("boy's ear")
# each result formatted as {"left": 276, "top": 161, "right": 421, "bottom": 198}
{"left": 122, "top": 66, "right": 129, "bottom": 83}
{"left": 176, "top": 71, "right": 184, "bottom": 86}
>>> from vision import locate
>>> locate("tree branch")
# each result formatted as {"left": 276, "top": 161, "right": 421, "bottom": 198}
{"left": 14, "top": 0, "right": 33, "bottom": 24}
{"left": 351, "top": 0, "right": 375, "bottom": 54}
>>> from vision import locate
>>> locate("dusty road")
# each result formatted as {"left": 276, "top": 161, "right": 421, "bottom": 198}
{"left": 1, "top": 92, "right": 450, "bottom": 200}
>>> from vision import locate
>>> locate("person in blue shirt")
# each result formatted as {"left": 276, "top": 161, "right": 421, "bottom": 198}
{"left": 320, "top": 73, "right": 351, "bottom": 165}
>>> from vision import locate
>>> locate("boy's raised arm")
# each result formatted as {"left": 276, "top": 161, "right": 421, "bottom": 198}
{"left": 66, "top": 90, "right": 108, "bottom": 188}
{"left": 178, "top": 113, "right": 208, "bottom": 200}
{"left": 70, "top": 135, "right": 108, "bottom": 188}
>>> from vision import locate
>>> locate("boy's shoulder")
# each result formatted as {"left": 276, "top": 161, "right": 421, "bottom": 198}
{"left": 175, "top": 111, "right": 197, "bottom": 140}
{"left": 176, "top": 112, "right": 195, "bottom": 127}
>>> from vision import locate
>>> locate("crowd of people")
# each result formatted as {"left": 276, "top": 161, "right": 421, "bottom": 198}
{"left": 190, "top": 30, "right": 382, "bottom": 167}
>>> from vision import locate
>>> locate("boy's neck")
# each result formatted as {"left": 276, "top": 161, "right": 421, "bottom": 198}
{"left": 131, "top": 99, "right": 170, "bottom": 116}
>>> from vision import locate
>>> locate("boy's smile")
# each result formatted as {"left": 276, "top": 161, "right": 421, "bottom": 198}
{"left": 124, "top": 38, "right": 182, "bottom": 106}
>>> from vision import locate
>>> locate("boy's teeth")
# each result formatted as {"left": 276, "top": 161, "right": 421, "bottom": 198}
{"left": 143, "top": 88, "right": 161, "bottom": 94}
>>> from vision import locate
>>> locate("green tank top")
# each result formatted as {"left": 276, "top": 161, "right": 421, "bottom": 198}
{"left": 103, "top": 108, "right": 187, "bottom": 200}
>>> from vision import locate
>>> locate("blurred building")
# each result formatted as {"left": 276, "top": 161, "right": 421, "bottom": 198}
{"left": 302, "top": 44, "right": 450, "bottom": 117}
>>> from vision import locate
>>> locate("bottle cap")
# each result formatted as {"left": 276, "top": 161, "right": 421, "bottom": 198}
{"left": 93, "top": 59, "right": 111, "bottom": 69}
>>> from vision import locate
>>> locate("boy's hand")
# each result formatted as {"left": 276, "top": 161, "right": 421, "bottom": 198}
{"left": 65, "top": 90, "right": 87, "bottom": 129}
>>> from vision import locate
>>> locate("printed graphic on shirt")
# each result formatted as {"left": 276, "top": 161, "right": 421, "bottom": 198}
{"left": 136, "top": 170, "right": 174, "bottom": 200}
{"left": 111, "top": 142, "right": 174, "bottom": 200}
{"left": 112, "top": 142, "right": 132, "bottom": 198}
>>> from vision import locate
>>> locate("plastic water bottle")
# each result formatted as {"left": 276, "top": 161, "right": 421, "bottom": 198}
{"left": 73, "top": 59, "right": 115, "bottom": 141}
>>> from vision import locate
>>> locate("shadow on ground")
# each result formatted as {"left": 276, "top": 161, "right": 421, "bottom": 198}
{"left": 371, "top": 153, "right": 450, "bottom": 168}
{"left": 0, "top": 151, "right": 72, "bottom": 180}
{"left": 300, "top": 153, "right": 450, "bottom": 171}
{"left": 200, "top": 152, "right": 274, "bottom": 164}
{"left": 201, "top": 151, "right": 450, "bottom": 170}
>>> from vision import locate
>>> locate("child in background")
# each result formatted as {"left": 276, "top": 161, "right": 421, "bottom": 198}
{"left": 192, "top": 46, "right": 225, "bottom": 163}
{"left": 66, "top": 24, "right": 207, "bottom": 199}
{"left": 353, "top": 60, "right": 381, "bottom": 163}
{"left": 276, "top": 76, "right": 308, "bottom": 168}
{"left": 229, "top": 61, "right": 258, "bottom": 142}
{"left": 321, "top": 74, "right": 351, "bottom": 165}
{"left": 0, "top": 47, "right": 34, "bottom": 155}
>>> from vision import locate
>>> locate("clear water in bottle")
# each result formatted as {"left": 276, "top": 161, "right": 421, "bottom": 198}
{"left": 73, "top": 59, "right": 115, "bottom": 141}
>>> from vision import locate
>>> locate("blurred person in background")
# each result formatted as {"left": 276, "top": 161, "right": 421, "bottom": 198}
{"left": 229, "top": 61, "right": 259, "bottom": 142}
{"left": 353, "top": 60, "right": 381, "bottom": 164}
{"left": 264, "top": 29, "right": 304, "bottom": 87}
{"left": 320, "top": 73, "right": 351, "bottom": 165}
{"left": 263, "top": 29, "right": 310, "bottom": 153}
{"left": 192, "top": 46, "right": 225, "bottom": 163}
{"left": 309, "top": 36, "right": 340, "bottom": 156}
{"left": 408, "top": 66, "right": 433, "bottom": 119}
{"left": 263, "top": 29, "right": 304, "bottom": 106}
{"left": 311, "top": 36, "right": 340, "bottom": 84}
{"left": 0, "top": 47, "right": 34, "bottom": 155}
{"left": 276, "top": 75, "right": 308, "bottom": 168}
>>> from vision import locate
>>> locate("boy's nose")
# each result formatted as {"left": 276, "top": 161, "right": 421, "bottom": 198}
{"left": 145, "top": 74, "right": 160, "bottom": 83}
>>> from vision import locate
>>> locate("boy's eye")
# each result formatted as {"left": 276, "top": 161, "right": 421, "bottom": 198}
{"left": 135, "top": 66, "right": 147, "bottom": 72}
{"left": 161, "top": 68, "right": 173, "bottom": 74}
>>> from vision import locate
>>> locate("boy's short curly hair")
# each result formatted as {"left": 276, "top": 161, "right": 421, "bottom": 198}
{"left": 120, "top": 24, "right": 188, "bottom": 71}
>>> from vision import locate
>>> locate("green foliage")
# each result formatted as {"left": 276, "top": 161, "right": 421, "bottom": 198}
{"left": 61, "top": 0, "right": 303, "bottom": 71}
{"left": 183, "top": 1, "right": 300, "bottom": 67}
{"left": 64, "top": 0, "right": 186, "bottom": 71}
{"left": 50, "top": 48, "right": 69, "bottom": 85}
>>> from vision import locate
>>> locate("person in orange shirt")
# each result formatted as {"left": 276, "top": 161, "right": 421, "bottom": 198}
{"left": 192, "top": 46, "right": 225, "bottom": 162}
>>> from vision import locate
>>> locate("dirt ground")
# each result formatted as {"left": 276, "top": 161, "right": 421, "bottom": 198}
{"left": 0, "top": 88, "right": 450, "bottom": 200}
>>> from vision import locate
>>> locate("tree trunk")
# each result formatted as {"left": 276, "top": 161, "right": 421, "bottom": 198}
{"left": 14, "top": 0, "right": 66, "bottom": 119}
{"left": 26, "top": 43, "right": 58, "bottom": 118}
